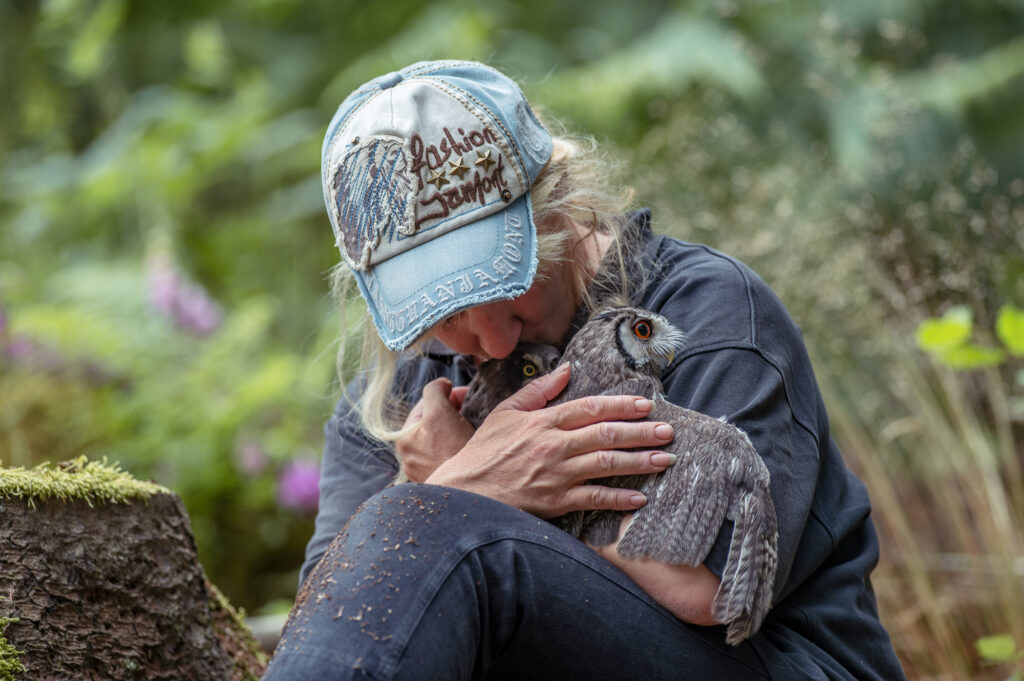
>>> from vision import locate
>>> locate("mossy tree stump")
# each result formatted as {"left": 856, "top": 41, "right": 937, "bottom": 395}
{"left": 0, "top": 458, "right": 267, "bottom": 680}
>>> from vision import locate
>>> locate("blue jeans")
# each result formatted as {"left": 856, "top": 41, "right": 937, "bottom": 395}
{"left": 262, "top": 484, "right": 769, "bottom": 680}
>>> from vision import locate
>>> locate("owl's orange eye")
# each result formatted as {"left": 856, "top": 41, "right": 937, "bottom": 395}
{"left": 633, "top": 320, "right": 652, "bottom": 340}
{"left": 522, "top": 363, "right": 537, "bottom": 377}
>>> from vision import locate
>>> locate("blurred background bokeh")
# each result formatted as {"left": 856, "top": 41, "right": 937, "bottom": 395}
{"left": 1, "top": 1, "right": 1022, "bottom": 677}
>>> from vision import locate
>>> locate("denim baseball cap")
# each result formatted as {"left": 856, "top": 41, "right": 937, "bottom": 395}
{"left": 321, "top": 60, "right": 553, "bottom": 351}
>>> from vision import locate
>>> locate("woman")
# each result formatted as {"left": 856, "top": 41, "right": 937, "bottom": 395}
{"left": 263, "top": 60, "right": 905, "bottom": 680}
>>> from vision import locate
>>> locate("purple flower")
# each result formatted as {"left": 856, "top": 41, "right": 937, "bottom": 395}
{"left": 146, "top": 253, "right": 222, "bottom": 335}
{"left": 3, "top": 333, "right": 65, "bottom": 371}
{"left": 276, "top": 460, "right": 320, "bottom": 512}
{"left": 5, "top": 335, "right": 35, "bottom": 361}
{"left": 174, "top": 281, "right": 222, "bottom": 334}
{"left": 0, "top": 306, "right": 122, "bottom": 385}
{"left": 147, "top": 259, "right": 181, "bottom": 317}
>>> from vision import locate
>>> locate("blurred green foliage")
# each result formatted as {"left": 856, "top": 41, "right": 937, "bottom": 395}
{"left": 976, "top": 634, "right": 1024, "bottom": 680}
{"left": 917, "top": 304, "right": 1024, "bottom": 369}
{"left": 2, "top": 2, "right": 1023, "bottom": 658}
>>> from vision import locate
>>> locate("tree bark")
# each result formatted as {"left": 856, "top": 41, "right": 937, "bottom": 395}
{"left": 0, "top": 490, "right": 267, "bottom": 680}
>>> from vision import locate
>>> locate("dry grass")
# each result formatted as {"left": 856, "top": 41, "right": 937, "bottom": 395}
{"left": 816, "top": 336, "right": 1023, "bottom": 681}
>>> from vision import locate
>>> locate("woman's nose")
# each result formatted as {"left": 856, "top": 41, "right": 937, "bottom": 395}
{"left": 471, "top": 305, "right": 522, "bottom": 360}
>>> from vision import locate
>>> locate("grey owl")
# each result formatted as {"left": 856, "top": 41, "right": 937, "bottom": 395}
{"left": 550, "top": 307, "right": 778, "bottom": 645}
{"left": 461, "top": 343, "right": 562, "bottom": 428}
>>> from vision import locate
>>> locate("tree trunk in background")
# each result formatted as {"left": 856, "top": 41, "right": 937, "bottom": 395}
{"left": 0, "top": 491, "right": 267, "bottom": 680}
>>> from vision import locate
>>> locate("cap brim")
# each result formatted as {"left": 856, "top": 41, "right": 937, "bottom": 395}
{"left": 353, "top": 192, "right": 539, "bottom": 351}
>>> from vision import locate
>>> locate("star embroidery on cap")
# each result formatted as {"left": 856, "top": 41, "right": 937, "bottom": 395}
{"left": 474, "top": 149, "right": 496, "bottom": 172}
{"left": 447, "top": 156, "right": 471, "bottom": 179}
{"left": 427, "top": 168, "right": 450, "bottom": 190}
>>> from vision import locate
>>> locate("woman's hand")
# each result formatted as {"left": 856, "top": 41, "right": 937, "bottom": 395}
{"left": 426, "top": 364, "right": 677, "bottom": 518}
{"left": 396, "top": 378, "right": 474, "bottom": 483}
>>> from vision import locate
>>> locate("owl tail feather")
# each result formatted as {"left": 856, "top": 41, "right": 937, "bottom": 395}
{"left": 712, "top": 487, "right": 779, "bottom": 646}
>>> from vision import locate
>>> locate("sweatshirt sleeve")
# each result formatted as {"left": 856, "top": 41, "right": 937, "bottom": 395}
{"left": 299, "top": 382, "right": 398, "bottom": 586}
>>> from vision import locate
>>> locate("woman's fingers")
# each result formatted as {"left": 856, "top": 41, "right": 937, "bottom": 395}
{"left": 448, "top": 385, "right": 469, "bottom": 410}
{"left": 563, "top": 419, "right": 674, "bottom": 455}
{"left": 558, "top": 484, "right": 648, "bottom": 514}
{"left": 490, "top": 363, "right": 658, "bottom": 436}
{"left": 420, "top": 376, "right": 454, "bottom": 404}
{"left": 563, "top": 449, "right": 677, "bottom": 482}
{"left": 425, "top": 363, "right": 678, "bottom": 517}
{"left": 548, "top": 394, "right": 658, "bottom": 430}
{"left": 420, "top": 378, "right": 468, "bottom": 422}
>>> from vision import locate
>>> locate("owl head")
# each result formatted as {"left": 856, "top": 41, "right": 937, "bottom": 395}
{"left": 565, "top": 307, "right": 686, "bottom": 376}
{"left": 461, "top": 342, "right": 561, "bottom": 428}
{"left": 504, "top": 343, "right": 562, "bottom": 382}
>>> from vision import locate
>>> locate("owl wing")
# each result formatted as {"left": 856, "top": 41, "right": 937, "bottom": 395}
{"left": 618, "top": 400, "right": 778, "bottom": 645}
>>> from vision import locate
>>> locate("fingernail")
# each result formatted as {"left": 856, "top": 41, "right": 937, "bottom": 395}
{"left": 629, "top": 493, "right": 646, "bottom": 507}
{"left": 635, "top": 398, "right": 654, "bottom": 412}
{"left": 650, "top": 452, "right": 676, "bottom": 467}
{"left": 655, "top": 424, "right": 673, "bottom": 440}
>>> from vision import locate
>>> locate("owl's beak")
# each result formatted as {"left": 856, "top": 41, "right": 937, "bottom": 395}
{"left": 650, "top": 349, "right": 674, "bottom": 373}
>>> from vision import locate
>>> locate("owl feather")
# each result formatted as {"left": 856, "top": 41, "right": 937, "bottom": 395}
{"left": 549, "top": 307, "right": 778, "bottom": 645}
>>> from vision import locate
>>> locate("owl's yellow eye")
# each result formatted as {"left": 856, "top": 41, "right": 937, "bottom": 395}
{"left": 522, "top": 363, "right": 537, "bottom": 378}
{"left": 633, "top": 320, "right": 652, "bottom": 340}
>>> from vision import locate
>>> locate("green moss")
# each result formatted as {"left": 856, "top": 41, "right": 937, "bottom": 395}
{"left": 0, "top": 456, "right": 167, "bottom": 508}
{"left": 208, "top": 582, "right": 269, "bottom": 666}
{"left": 0, "top": 611, "right": 25, "bottom": 681}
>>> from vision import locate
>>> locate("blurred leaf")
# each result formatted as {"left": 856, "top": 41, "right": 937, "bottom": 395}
{"left": 184, "top": 20, "right": 231, "bottom": 85}
{"left": 230, "top": 355, "right": 301, "bottom": 423}
{"left": 828, "top": 93, "right": 876, "bottom": 179}
{"left": 908, "top": 34, "right": 1024, "bottom": 116}
{"left": 976, "top": 634, "right": 1018, "bottom": 663}
{"left": 915, "top": 306, "right": 972, "bottom": 354}
{"left": 538, "top": 12, "right": 766, "bottom": 130}
{"left": 939, "top": 344, "right": 1006, "bottom": 370}
{"left": 67, "top": 0, "right": 127, "bottom": 80}
{"left": 996, "top": 304, "right": 1024, "bottom": 356}
{"left": 319, "top": 2, "right": 497, "bottom": 107}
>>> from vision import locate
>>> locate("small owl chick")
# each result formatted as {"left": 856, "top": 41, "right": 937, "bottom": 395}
{"left": 550, "top": 307, "right": 778, "bottom": 645}
{"left": 461, "top": 343, "right": 562, "bottom": 428}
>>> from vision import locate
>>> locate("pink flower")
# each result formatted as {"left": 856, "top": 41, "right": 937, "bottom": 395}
{"left": 3, "top": 333, "right": 63, "bottom": 370}
{"left": 146, "top": 253, "right": 222, "bottom": 335}
{"left": 276, "top": 460, "right": 320, "bottom": 512}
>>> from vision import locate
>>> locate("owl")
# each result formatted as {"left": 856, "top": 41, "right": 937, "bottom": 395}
{"left": 550, "top": 307, "right": 778, "bottom": 645}
{"left": 461, "top": 343, "right": 562, "bottom": 428}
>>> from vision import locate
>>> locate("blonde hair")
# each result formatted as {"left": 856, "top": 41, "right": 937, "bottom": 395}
{"left": 329, "top": 128, "right": 636, "bottom": 443}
